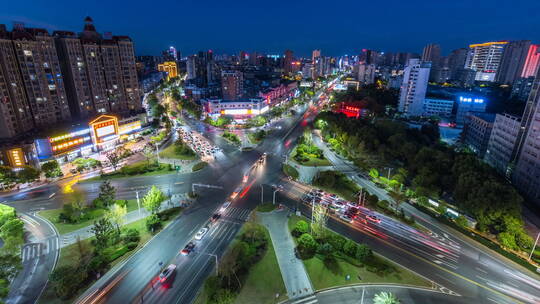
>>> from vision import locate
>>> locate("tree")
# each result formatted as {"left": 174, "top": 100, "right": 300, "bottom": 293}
{"left": 97, "top": 181, "right": 116, "bottom": 207}
{"left": 311, "top": 203, "right": 328, "bottom": 239}
{"left": 49, "top": 265, "right": 87, "bottom": 300}
{"left": 91, "top": 217, "right": 114, "bottom": 250}
{"left": 373, "top": 291, "right": 400, "bottom": 304}
{"left": 0, "top": 218, "right": 24, "bottom": 254}
{"left": 142, "top": 145, "right": 155, "bottom": 165}
{"left": 343, "top": 239, "right": 358, "bottom": 257}
{"left": 297, "top": 233, "right": 317, "bottom": 258}
{"left": 107, "top": 204, "right": 127, "bottom": 233}
{"left": 318, "top": 242, "right": 334, "bottom": 257}
{"left": 292, "top": 220, "right": 309, "bottom": 237}
{"left": 454, "top": 215, "right": 469, "bottom": 228}
{"left": 145, "top": 214, "right": 162, "bottom": 233}
{"left": 0, "top": 166, "right": 16, "bottom": 188}
{"left": 106, "top": 151, "right": 121, "bottom": 171}
{"left": 142, "top": 186, "right": 166, "bottom": 214}
{"left": 17, "top": 166, "right": 40, "bottom": 183}
{"left": 41, "top": 160, "right": 63, "bottom": 178}
{"left": 355, "top": 244, "right": 373, "bottom": 263}
{"left": 497, "top": 231, "right": 518, "bottom": 250}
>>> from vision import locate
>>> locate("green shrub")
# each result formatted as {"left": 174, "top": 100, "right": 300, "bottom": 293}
{"left": 192, "top": 161, "right": 208, "bottom": 172}
{"left": 123, "top": 228, "right": 140, "bottom": 243}
{"left": 49, "top": 265, "right": 87, "bottom": 300}
{"left": 355, "top": 244, "right": 373, "bottom": 263}
{"left": 297, "top": 233, "right": 317, "bottom": 259}
{"left": 146, "top": 214, "right": 162, "bottom": 233}
{"left": 343, "top": 239, "right": 358, "bottom": 257}
{"left": 292, "top": 220, "right": 309, "bottom": 237}
{"left": 126, "top": 242, "right": 139, "bottom": 251}
{"left": 103, "top": 245, "right": 130, "bottom": 262}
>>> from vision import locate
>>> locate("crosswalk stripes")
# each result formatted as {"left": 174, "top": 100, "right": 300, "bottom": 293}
{"left": 21, "top": 243, "right": 42, "bottom": 263}
{"left": 222, "top": 207, "right": 251, "bottom": 221}
{"left": 289, "top": 295, "right": 318, "bottom": 304}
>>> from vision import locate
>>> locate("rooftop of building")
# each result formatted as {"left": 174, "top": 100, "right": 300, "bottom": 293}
{"left": 468, "top": 112, "right": 496, "bottom": 123}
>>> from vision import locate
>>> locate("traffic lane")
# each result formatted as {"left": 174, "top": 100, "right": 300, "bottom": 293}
{"left": 89, "top": 188, "right": 226, "bottom": 304}
{"left": 143, "top": 219, "right": 243, "bottom": 304}
{"left": 278, "top": 194, "right": 519, "bottom": 304}
{"left": 310, "top": 285, "right": 471, "bottom": 304}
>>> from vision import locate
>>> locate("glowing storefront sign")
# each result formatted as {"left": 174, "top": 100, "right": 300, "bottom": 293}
{"left": 96, "top": 125, "right": 115, "bottom": 138}
{"left": 459, "top": 96, "right": 484, "bottom": 104}
{"left": 223, "top": 109, "right": 249, "bottom": 115}
{"left": 119, "top": 121, "right": 142, "bottom": 135}
{"left": 7, "top": 148, "right": 24, "bottom": 167}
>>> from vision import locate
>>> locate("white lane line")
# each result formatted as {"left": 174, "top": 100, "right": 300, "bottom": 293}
{"left": 48, "top": 192, "right": 56, "bottom": 199}
{"left": 475, "top": 267, "right": 488, "bottom": 274}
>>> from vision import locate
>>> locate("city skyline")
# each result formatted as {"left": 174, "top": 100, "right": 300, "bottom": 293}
{"left": 2, "top": 0, "right": 540, "bottom": 56}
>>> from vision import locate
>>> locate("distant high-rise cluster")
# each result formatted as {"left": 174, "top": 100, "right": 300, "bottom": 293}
{"left": 0, "top": 17, "right": 142, "bottom": 140}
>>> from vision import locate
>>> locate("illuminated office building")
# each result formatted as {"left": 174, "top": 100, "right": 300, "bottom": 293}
{"left": 465, "top": 41, "right": 507, "bottom": 82}
{"left": 158, "top": 61, "right": 178, "bottom": 80}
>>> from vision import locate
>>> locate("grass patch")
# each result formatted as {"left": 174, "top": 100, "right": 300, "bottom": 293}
{"left": 195, "top": 222, "right": 287, "bottom": 304}
{"left": 283, "top": 164, "right": 299, "bottom": 180}
{"left": 38, "top": 200, "right": 138, "bottom": 235}
{"left": 158, "top": 144, "right": 197, "bottom": 160}
{"left": 256, "top": 203, "right": 277, "bottom": 213}
{"left": 303, "top": 254, "right": 430, "bottom": 290}
{"left": 82, "top": 160, "right": 174, "bottom": 182}
{"left": 192, "top": 161, "right": 208, "bottom": 172}
{"left": 287, "top": 215, "right": 430, "bottom": 290}
{"left": 222, "top": 131, "right": 241, "bottom": 145}
{"left": 37, "top": 207, "right": 183, "bottom": 304}
{"left": 291, "top": 146, "right": 331, "bottom": 167}
{"left": 235, "top": 225, "right": 287, "bottom": 304}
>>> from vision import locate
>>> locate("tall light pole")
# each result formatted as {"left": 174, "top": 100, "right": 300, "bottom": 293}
{"left": 155, "top": 142, "right": 160, "bottom": 164}
{"left": 136, "top": 190, "right": 142, "bottom": 219}
{"left": 272, "top": 185, "right": 282, "bottom": 205}
{"left": 260, "top": 184, "right": 264, "bottom": 204}
{"left": 528, "top": 232, "right": 540, "bottom": 261}
{"left": 199, "top": 252, "right": 218, "bottom": 276}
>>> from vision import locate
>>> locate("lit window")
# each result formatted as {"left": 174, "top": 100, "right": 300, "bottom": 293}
{"left": 23, "top": 50, "right": 32, "bottom": 56}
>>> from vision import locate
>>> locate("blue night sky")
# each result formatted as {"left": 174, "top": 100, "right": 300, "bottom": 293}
{"left": 1, "top": 0, "right": 539, "bottom": 57}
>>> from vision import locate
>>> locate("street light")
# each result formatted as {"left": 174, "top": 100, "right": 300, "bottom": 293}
{"left": 528, "top": 232, "right": 540, "bottom": 261}
{"left": 272, "top": 185, "right": 283, "bottom": 205}
{"left": 260, "top": 184, "right": 264, "bottom": 204}
{"left": 136, "top": 190, "right": 142, "bottom": 219}
{"left": 199, "top": 252, "right": 218, "bottom": 276}
{"left": 155, "top": 142, "right": 160, "bottom": 164}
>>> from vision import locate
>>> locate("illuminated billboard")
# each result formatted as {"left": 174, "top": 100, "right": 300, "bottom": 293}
{"left": 7, "top": 148, "right": 24, "bottom": 167}
{"left": 96, "top": 125, "right": 115, "bottom": 138}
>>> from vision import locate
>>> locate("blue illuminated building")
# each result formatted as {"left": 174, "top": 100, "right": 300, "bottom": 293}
{"left": 456, "top": 95, "right": 487, "bottom": 125}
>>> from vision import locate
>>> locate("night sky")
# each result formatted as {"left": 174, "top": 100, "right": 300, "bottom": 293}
{"left": 1, "top": 0, "right": 539, "bottom": 57}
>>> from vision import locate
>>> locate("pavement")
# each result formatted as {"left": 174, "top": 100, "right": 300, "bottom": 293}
{"left": 283, "top": 284, "right": 468, "bottom": 304}
{"left": 259, "top": 209, "right": 314, "bottom": 299}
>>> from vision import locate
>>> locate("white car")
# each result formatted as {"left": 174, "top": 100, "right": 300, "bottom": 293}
{"left": 220, "top": 201, "right": 231, "bottom": 212}
{"left": 339, "top": 215, "right": 353, "bottom": 223}
{"left": 194, "top": 227, "right": 209, "bottom": 240}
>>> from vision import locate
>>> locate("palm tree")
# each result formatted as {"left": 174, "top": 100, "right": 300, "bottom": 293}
{"left": 373, "top": 291, "right": 400, "bottom": 304}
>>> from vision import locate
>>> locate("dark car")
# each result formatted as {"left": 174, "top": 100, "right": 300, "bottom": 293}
{"left": 211, "top": 213, "right": 221, "bottom": 222}
{"left": 181, "top": 242, "right": 196, "bottom": 255}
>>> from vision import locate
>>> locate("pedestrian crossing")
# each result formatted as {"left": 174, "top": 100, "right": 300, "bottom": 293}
{"left": 221, "top": 207, "right": 251, "bottom": 222}
{"left": 21, "top": 237, "right": 58, "bottom": 263}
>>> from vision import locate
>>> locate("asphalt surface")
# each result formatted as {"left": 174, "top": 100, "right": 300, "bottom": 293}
{"left": 5, "top": 77, "right": 540, "bottom": 304}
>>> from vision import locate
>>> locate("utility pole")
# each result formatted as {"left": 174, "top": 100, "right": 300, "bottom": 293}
{"left": 260, "top": 184, "right": 264, "bottom": 204}
{"left": 155, "top": 142, "right": 160, "bottom": 164}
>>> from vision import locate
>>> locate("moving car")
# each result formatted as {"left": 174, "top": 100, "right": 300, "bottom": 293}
{"left": 181, "top": 242, "right": 196, "bottom": 255}
{"left": 159, "top": 264, "right": 177, "bottom": 283}
{"left": 194, "top": 227, "right": 209, "bottom": 240}
{"left": 339, "top": 215, "right": 353, "bottom": 223}
{"left": 230, "top": 186, "right": 242, "bottom": 199}
{"left": 220, "top": 201, "right": 231, "bottom": 212}
{"left": 367, "top": 215, "right": 381, "bottom": 224}
{"left": 211, "top": 213, "right": 221, "bottom": 222}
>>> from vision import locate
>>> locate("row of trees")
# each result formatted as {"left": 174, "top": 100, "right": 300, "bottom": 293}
{"left": 315, "top": 111, "right": 532, "bottom": 251}
{"left": 50, "top": 183, "right": 168, "bottom": 299}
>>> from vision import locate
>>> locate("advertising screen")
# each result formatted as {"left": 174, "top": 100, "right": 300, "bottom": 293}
{"left": 96, "top": 125, "right": 115, "bottom": 138}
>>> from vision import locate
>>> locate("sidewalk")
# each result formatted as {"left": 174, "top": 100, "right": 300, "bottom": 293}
{"left": 258, "top": 209, "right": 314, "bottom": 299}
{"left": 59, "top": 193, "right": 190, "bottom": 248}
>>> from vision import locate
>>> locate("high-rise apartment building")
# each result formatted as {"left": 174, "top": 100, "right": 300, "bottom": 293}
{"left": 283, "top": 50, "right": 294, "bottom": 74}
{"left": 485, "top": 113, "right": 521, "bottom": 177}
{"left": 11, "top": 24, "right": 72, "bottom": 127}
{"left": 312, "top": 49, "right": 321, "bottom": 63}
{"left": 221, "top": 70, "right": 243, "bottom": 100}
{"left": 355, "top": 63, "right": 375, "bottom": 84}
{"left": 359, "top": 49, "right": 382, "bottom": 65}
{"left": 0, "top": 25, "right": 35, "bottom": 139}
{"left": 496, "top": 40, "right": 531, "bottom": 84}
{"left": 0, "top": 17, "right": 142, "bottom": 139}
{"left": 422, "top": 43, "right": 441, "bottom": 65}
{"left": 447, "top": 48, "right": 469, "bottom": 80}
{"left": 521, "top": 44, "right": 540, "bottom": 78}
{"left": 398, "top": 59, "right": 431, "bottom": 116}
{"left": 465, "top": 41, "right": 508, "bottom": 82}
